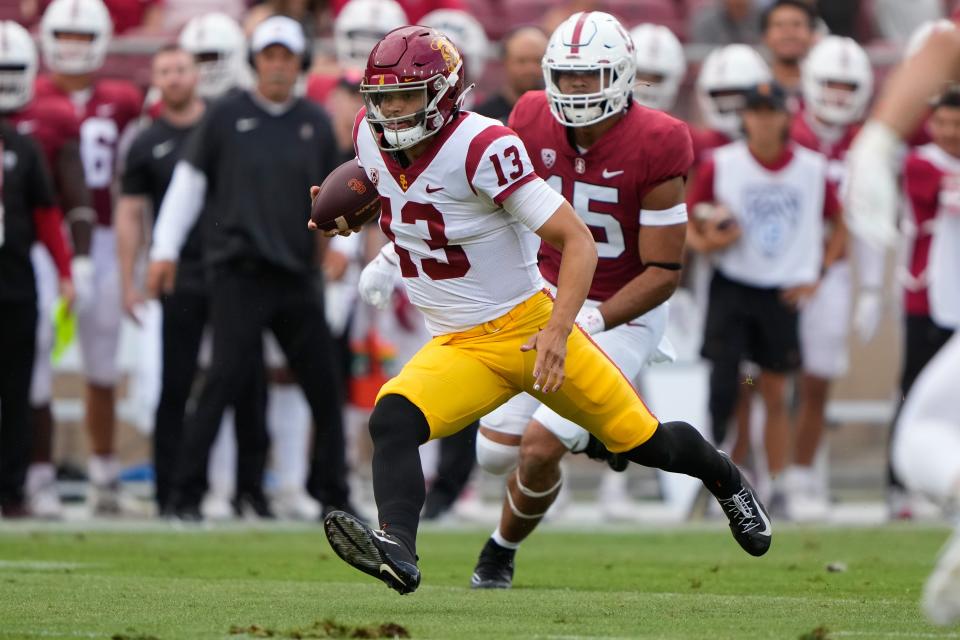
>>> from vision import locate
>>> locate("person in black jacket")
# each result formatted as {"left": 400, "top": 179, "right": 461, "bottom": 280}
{"left": 147, "top": 16, "right": 354, "bottom": 520}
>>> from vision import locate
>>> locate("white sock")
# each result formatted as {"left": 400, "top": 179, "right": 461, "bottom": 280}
{"left": 267, "top": 384, "right": 311, "bottom": 491}
{"left": 88, "top": 455, "right": 118, "bottom": 486}
{"left": 26, "top": 463, "right": 56, "bottom": 493}
{"left": 491, "top": 528, "right": 521, "bottom": 550}
{"left": 208, "top": 411, "right": 237, "bottom": 499}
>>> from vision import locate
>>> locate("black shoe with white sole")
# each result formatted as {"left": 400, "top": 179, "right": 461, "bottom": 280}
{"left": 714, "top": 465, "right": 772, "bottom": 557}
{"left": 323, "top": 510, "right": 421, "bottom": 595}
{"left": 470, "top": 538, "right": 515, "bottom": 589}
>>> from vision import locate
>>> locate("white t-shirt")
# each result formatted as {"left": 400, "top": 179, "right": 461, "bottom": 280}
{"left": 710, "top": 141, "right": 830, "bottom": 288}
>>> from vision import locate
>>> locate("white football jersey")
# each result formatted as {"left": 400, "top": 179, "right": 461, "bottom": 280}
{"left": 354, "top": 111, "right": 551, "bottom": 335}
{"left": 712, "top": 141, "right": 827, "bottom": 288}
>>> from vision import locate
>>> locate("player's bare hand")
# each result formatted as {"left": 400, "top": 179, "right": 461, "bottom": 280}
{"left": 521, "top": 323, "right": 570, "bottom": 394}
{"left": 146, "top": 260, "right": 177, "bottom": 298}
{"left": 58, "top": 278, "right": 75, "bottom": 311}
{"left": 310, "top": 185, "right": 321, "bottom": 206}
{"left": 781, "top": 282, "right": 818, "bottom": 310}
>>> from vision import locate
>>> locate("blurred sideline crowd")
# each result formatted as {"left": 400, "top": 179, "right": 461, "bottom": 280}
{"left": 0, "top": 0, "right": 957, "bottom": 524}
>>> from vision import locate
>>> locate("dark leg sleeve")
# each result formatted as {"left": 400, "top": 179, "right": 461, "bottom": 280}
{"left": 368, "top": 394, "right": 431, "bottom": 555}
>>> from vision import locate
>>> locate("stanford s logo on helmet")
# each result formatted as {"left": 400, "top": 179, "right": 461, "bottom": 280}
{"left": 361, "top": 26, "right": 468, "bottom": 151}
{"left": 543, "top": 11, "right": 636, "bottom": 128}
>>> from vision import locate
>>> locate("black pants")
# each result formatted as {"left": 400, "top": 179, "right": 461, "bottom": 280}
{"left": 154, "top": 290, "right": 268, "bottom": 510}
{"left": 887, "top": 313, "right": 955, "bottom": 488}
{"left": 172, "top": 266, "right": 349, "bottom": 508}
{"left": 702, "top": 271, "right": 800, "bottom": 443}
{"left": 0, "top": 301, "right": 37, "bottom": 507}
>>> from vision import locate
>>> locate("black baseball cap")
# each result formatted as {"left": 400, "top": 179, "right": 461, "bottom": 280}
{"left": 743, "top": 82, "right": 788, "bottom": 111}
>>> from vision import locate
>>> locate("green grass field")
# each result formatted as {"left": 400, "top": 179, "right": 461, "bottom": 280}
{"left": 0, "top": 523, "right": 957, "bottom": 640}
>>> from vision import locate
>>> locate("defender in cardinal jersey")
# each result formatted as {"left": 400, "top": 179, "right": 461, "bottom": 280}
{"left": 325, "top": 18, "right": 772, "bottom": 597}
{"left": 37, "top": 0, "right": 143, "bottom": 515}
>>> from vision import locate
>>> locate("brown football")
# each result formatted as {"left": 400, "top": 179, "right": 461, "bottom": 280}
{"left": 310, "top": 159, "right": 381, "bottom": 232}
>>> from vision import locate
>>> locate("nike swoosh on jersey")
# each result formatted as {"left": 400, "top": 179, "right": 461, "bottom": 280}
{"left": 236, "top": 118, "right": 258, "bottom": 132}
{"left": 602, "top": 169, "right": 624, "bottom": 178}
{"left": 425, "top": 185, "right": 444, "bottom": 193}
{"left": 152, "top": 140, "right": 175, "bottom": 159}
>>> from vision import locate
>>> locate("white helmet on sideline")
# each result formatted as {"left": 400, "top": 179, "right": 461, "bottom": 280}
{"left": 40, "top": 0, "right": 113, "bottom": 75}
{"left": 696, "top": 44, "right": 771, "bottom": 138}
{"left": 543, "top": 11, "right": 636, "bottom": 127}
{"left": 802, "top": 36, "right": 873, "bottom": 126}
{"left": 420, "top": 9, "right": 490, "bottom": 81}
{"left": 0, "top": 21, "right": 38, "bottom": 112}
{"left": 179, "top": 12, "right": 249, "bottom": 98}
{"left": 630, "top": 23, "right": 685, "bottom": 112}
{"left": 334, "top": 0, "right": 408, "bottom": 71}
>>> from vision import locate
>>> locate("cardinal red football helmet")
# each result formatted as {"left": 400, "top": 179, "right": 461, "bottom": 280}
{"left": 361, "top": 25, "right": 467, "bottom": 150}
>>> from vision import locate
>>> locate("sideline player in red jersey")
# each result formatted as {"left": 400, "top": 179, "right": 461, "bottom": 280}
{"left": 322, "top": 19, "right": 771, "bottom": 596}
{"left": 36, "top": 0, "right": 143, "bottom": 515}
{"left": 468, "top": 12, "right": 698, "bottom": 588}
{"left": 783, "top": 35, "right": 881, "bottom": 519}
{"left": 0, "top": 19, "right": 91, "bottom": 519}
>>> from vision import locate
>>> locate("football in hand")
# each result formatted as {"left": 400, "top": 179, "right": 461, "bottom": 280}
{"left": 310, "top": 160, "right": 381, "bottom": 233}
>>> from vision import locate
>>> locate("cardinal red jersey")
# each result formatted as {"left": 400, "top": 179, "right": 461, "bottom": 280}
{"left": 9, "top": 93, "right": 81, "bottom": 175}
{"left": 790, "top": 110, "right": 860, "bottom": 188}
{"left": 902, "top": 143, "right": 960, "bottom": 316}
{"left": 689, "top": 126, "right": 731, "bottom": 170}
{"left": 509, "top": 91, "right": 694, "bottom": 301}
{"left": 35, "top": 76, "right": 143, "bottom": 225}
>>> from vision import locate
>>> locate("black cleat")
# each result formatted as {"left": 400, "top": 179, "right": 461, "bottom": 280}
{"left": 470, "top": 538, "right": 516, "bottom": 589}
{"left": 580, "top": 434, "right": 629, "bottom": 473}
{"left": 323, "top": 510, "right": 421, "bottom": 595}
{"left": 714, "top": 457, "right": 772, "bottom": 557}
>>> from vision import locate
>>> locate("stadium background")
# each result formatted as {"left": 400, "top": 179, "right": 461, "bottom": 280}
{"left": 1, "top": 0, "right": 943, "bottom": 521}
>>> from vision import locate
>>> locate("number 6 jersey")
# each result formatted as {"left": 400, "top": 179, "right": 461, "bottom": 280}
{"left": 35, "top": 75, "right": 143, "bottom": 226}
{"left": 353, "top": 108, "right": 561, "bottom": 335}
{"left": 509, "top": 91, "right": 694, "bottom": 302}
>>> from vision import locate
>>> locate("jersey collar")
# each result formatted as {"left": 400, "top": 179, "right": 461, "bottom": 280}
{"left": 377, "top": 111, "right": 469, "bottom": 192}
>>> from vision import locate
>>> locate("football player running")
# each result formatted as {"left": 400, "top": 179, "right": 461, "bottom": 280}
{"left": 469, "top": 12, "right": 697, "bottom": 588}
{"left": 37, "top": 0, "right": 143, "bottom": 515}
{"left": 845, "top": 21, "right": 960, "bottom": 625}
{"left": 320, "top": 19, "right": 771, "bottom": 596}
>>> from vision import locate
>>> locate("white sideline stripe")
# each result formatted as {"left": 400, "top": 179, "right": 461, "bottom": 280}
{"left": 0, "top": 560, "right": 95, "bottom": 570}
{"left": 5, "top": 632, "right": 101, "bottom": 638}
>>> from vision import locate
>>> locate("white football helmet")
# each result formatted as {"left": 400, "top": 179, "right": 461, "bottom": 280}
{"left": 334, "top": 0, "right": 408, "bottom": 71}
{"left": 802, "top": 36, "right": 873, "bottom": 126}
{"left": 420, "top": 9, "right": 490, "bottom": 81}
{"left": 905, "top": 19, "right": 957, "bottom": 58}
{"left": 40, "top": 0, "right": 113, "bottom": 75}
{"left": 179, "top": 12, "right": 249, "bottom": 99}
{"left": 630, "top": 23, "right": 685, "bottom": 112}
{"left": 0, "top": 21, "right": 38, "bottom": 113}
{"left": 543, "top": 11, "right": 636, "bottom": 127}
{"left": 696, "top": 44, "right": 772, "bottom": 138}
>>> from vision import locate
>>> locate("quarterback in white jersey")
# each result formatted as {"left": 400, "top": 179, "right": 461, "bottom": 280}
{"left": 320, "top": 25, "right": 771, "bottom": 596}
